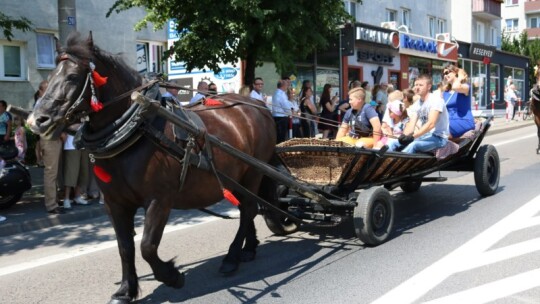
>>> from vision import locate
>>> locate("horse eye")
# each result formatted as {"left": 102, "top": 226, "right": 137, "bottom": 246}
{"left": 66, "top": 74, "right": 81, "bottom": 82}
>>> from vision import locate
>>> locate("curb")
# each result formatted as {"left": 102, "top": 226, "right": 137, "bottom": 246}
{"left": 487, "top": 120, "right": 535, "bottom": 136}
{"left": 0, "top": 204, "right": 106, "bottom": 237}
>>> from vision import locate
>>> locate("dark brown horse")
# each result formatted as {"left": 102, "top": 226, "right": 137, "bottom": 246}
{"left": 530, "top": 78, "right": 540, "bottom": 154}
{"left": 27, "top": 32, "right": 276, "bottom": 303}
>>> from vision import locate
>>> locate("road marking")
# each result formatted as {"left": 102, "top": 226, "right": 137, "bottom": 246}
{"left": 372, "top": 195, "right": 540, "bottom": 304}
{"left": 493, "top": 134, "right": 535, "bottom": 147}
{"left": 0, "top": 210, "right": 238, "bottom": 277}
{"left": 423, "top": 268, "right": 540, "bottom": 304}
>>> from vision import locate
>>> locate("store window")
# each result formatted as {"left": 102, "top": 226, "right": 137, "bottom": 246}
{"left": 505, "top": 67, "right": 525, "bottom": 99}
{"left": 36, "top": 32, "right": 56, "bottom": 69}
{"left": 0, "top": 41, "right": 25, "bottom": 80}
{"left": 471, "top": 61, "right": 486, "bottom": 107}
{"left": 136, "top": 42, "right": 166, "bottom": 74}
{"left": 489, "top": 64, "right": 499, "bottom": 102}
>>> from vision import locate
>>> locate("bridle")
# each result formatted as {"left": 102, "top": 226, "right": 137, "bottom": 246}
{"left": 58, "top": 54, "right": 93, "bottom": 124}
{"left": 57, "top": 53, "right": 159, "bottom": 125}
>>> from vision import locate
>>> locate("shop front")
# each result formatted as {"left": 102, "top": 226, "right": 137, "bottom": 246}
{"left": 398, "top": 32, "right": 459, "bottom": 90}
{"left": 457, "top": 42, "right": 529, "bottom": 109}
{"left": 344, "top": 22, "right": 400, "bottom": 94}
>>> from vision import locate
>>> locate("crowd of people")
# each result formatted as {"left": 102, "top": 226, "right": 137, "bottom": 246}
{"left": 242, "top": 63, "right": 475, "bottom": 153}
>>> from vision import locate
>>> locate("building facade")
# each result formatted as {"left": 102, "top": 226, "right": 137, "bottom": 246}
{"left": 0, "top": 0, "right": 167, "bottom": 108}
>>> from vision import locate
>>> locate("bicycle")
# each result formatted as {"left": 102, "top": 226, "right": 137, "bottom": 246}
{"left": 522, "top": 101, "right": 532, "bottom": 121}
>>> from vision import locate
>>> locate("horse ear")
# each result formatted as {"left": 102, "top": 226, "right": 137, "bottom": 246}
{"left": 87, "top": 31, "right": 94, "bottom": 48}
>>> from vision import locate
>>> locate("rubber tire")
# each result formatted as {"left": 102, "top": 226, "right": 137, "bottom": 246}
{"left": 353, "top": 187, "right": 394, "bottom": 246}
{"left": 400, "top": 180, "right": 422, "bottom": 193}
{"left": 260, "top": 175, "right": 299, "bottom": 236}
{"left": 0, "top": 192, "right": 23, "bottom": 210}
{"left": 474, "top": 145, "right": 500, "bottom": 196}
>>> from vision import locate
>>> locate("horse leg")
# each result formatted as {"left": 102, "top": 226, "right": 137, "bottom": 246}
{"left": 107, "top": 205, "right": 139, "bottom": 304}
{"left": 220, "top": 173, "right": 262, "bottom": 273}
{"left": 140, "top": 199, "right": 184, "bottom": 288}
{"left": 240, "top": 214, "right": 260, "bottom": 263}
{"left": 219, "top": 199, "right": 252, "bottom": 274}
{"left": 537, "top": 123, "right": 540, "bottom": 154}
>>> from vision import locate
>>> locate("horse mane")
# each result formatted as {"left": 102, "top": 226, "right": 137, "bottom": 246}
{"left": 58, "top": 31, "right": 141, "bottom": 86}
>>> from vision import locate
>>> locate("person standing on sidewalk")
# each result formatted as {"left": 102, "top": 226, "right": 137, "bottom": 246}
{"left": 61, "top": 132, "right": 89, "bottom": 209}
{"left": 34, "top": 81, "right": 65, "bottom": 214}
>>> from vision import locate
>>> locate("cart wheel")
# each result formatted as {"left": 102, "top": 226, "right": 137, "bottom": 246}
{"left": 260, "top": 175, "right": 298, "bottom": 236}
{"left": 400, "top": 180, "right": 422, "bottom": 193}
{"left": 474, "top": 144, "right": 500, "bottom": 196}
{"left": 353, "top": 187, "right": 394, "bottom": 246}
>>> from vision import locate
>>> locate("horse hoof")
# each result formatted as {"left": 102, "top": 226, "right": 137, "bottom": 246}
{"left": 170, "top": 272, "right": 185, "bottom": 289}
{"left": 219, "top": 261, "right": 239, "bottom": 275}
{"left": 240, "top": 251, "right": 256, "bottom": 262}
{"left": 108, "top": 297, "right": 132, "bottom": 304}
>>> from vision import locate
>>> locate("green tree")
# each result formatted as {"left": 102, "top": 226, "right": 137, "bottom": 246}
{"left": 501, "top": 30, "right": 540, "bottom": 85}
{"left": 107, "top": 0, "right": 354, "bottom": 85}
{"left": 0, "top": 12, "right": 32, "bottom": 41}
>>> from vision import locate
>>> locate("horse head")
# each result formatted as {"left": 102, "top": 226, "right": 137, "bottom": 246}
{"left": 28, "top": 31, "right": 141, "bottom": 139}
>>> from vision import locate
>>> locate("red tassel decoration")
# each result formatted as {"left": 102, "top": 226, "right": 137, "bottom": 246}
{"left": 90, "top": 95, "right": 104, "bottom": 112}
{"left": 92, "top": 70, "right": 108, "bottom": 88}
{"left": 223, "top": 189, "right": 240, "bottom": 206}
{"left": 205, "top": 98, "right": 223, "bottom": 106}
{"left": 93, "top": 165, "right": 112, "bottom": 183}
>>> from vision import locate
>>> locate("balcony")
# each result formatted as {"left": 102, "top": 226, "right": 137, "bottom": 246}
{"left": 472, "top": 0, "right": 502, "bottom": 20}
{"left": 525, "top": 0, "right": 540, "bottom": 14}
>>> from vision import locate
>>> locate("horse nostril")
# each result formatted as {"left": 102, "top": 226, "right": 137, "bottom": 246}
{"left": 35, "top": 116, "right": 50, "bottom": 126}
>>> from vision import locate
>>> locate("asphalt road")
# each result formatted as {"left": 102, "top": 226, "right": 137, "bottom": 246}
{"left": 0, "top": 124, "right": 539, "bottom": 304}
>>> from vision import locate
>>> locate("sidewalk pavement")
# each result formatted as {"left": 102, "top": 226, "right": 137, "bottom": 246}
{"left": 0, "top": 115, "right": 536, "bottom": 238}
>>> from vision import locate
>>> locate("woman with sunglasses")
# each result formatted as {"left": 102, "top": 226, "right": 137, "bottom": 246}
{"left": 442, "top": 64, "right": 475, "bottom": 138}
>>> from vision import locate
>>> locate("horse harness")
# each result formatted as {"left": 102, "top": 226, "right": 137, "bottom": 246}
{"left": 74, "top": 80, "right": 213, "bottom": 191}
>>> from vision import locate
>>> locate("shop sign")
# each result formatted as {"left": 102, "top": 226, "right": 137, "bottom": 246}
{"left": 401, "top": 34, "right": 437, "bottom": 54}
{"left": 356, "top": 24, "right": 399, "bottom": 49}
{"left": 399, "top": 33, "right": 458, "bottom": 61}
{"left": 469, "top": 43, "right": 495, "bottom": 61}
{"left": 356, "top": 49, "right": 395, "bottom": 65}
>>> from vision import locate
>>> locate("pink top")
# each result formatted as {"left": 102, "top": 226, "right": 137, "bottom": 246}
{"left": 14, "top": 126, "right": 26, "bottom": 160}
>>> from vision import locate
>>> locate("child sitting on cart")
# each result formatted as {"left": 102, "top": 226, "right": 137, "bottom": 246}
{"left": 335, "top": 87, "right": 381, "bottom": 148}
{"left": 374, "top": 91, "right": 408, "bottom": 149}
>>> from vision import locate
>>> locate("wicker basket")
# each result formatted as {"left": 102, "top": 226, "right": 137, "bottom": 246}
{"left": 276, "top": 138, "right": 357, "bottom": 186}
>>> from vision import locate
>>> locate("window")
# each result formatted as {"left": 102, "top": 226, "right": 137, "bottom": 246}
{"left": 0, "top": 41, "right": 26, "bottom": 80}
{"left": 36, "top": 33, "right": 56, "bottom": 69}
{"left": 505, "top": 18, "right": 519, "bottom": 31}
{"left": 437, "top": 18, "right": 446, "bottom": 34}
{"left": 386, "top": 9, "right": 397, "bottom": 22}
{"left": 136, "top": 42, "right": 166, "bottom": 74}
{"left": 505, "top": 0, "right": 518, "bottom": 6}
{"left": 477, "top": 22, "right": 485, "bottom": 43}
{"left": 491, "top": 27, "right": 497, "bottom": 46}
{"left": 531, "top": 17, "right": 539, "bottom": 28}
{"left": 401, "top": 8, "right": 411, "bottom": 29}
{"left": 429, "top": 16, "right": 436, "bottom": 37}
{"left": 344, "top": 1, "right": 357, "bottom": 20}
